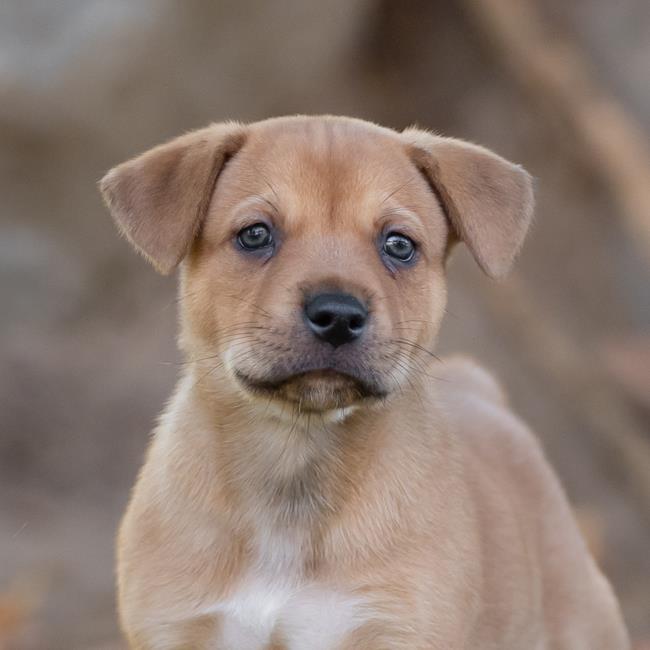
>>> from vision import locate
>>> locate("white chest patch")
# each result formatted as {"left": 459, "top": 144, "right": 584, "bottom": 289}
{"left": 209, "top": 578, "right": 370, "bottom": 649}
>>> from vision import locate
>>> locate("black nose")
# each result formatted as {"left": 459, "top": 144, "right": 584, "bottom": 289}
{"left": 304, "top": 292, "right": 368, "bottom": 348}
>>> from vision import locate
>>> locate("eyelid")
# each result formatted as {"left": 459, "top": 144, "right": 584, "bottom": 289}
{"left": 229, "top": 196, "right": 278, "bottom": 228}
{"left": 377, "top": 206, "right": 425, "bottom": 243}
{"left": 386, "top": 231, "right": 415, "bottom": 242}
{"left": 229, "top": 213, "right": 275, "bottom": 239}
{"left": 382, "top": 226, "right": 420, "bottom": 249}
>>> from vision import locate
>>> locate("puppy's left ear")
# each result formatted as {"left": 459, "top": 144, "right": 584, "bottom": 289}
{"left": 99, "top": 122, "right": 247, "bottom": 274}
{"left": 403, "top": 129, "right": 534, "bottom": 278}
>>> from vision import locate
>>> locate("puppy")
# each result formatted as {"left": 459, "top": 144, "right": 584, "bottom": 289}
{"left": 100, "top": 116, "right": 629, "bottom": 649}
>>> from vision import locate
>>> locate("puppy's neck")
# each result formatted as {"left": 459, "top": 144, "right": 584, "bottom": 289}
{"left": 199, "top": 375, "right": 378, "bottom": 518}
{"left": 165, "top": 368, "right": 436, "bottom": 533}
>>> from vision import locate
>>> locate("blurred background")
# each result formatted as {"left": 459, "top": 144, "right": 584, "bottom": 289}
{"left": 1, "top": 1, "right": 649, "bottom": 648}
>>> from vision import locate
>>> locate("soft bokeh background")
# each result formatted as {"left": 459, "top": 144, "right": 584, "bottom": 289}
{"left": 1, "top": 1, "right": 649, "bottom": 648}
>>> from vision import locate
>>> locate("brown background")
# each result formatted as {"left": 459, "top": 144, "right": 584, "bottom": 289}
{"left": 1, "top": 1, "right": 648, "bottom": 648}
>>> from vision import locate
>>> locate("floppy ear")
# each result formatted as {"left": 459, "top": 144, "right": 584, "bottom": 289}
{"left": 99, "top": 122, "right": 247, "bottom": 274}
{"left": 403, "top": 128, "right": 534, "bottom": 278}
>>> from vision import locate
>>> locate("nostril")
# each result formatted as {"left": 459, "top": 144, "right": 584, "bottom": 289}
{"left": 349, "top": 315, "right": 365, "bottom": 331}
{"left": 312, "top": 311, "right": 335, "bottom": 328}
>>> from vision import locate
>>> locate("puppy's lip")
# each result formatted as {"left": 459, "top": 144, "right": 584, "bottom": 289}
{"left": 234, "top": 367, "right": 387, "bottom": 401}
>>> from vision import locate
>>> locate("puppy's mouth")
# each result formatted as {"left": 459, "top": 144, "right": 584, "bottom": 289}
{"left": 234, "top": 367, "right": 387, "bottom": 412}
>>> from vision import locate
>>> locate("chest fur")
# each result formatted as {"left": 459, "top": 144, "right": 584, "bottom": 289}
{"left": 211, "top": 579, "right": 368, "bottom": 649}
{"left": 206, "top": 529, "right": 371, "bottom": 649}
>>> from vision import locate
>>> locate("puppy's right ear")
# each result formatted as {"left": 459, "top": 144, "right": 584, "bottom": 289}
{"left": 99, "top": 122, "right": 246, "bottom": 274}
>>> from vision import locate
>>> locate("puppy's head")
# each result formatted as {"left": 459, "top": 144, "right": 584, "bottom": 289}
{"left": 100, "top": 116, "right": 533, "bottom": 414}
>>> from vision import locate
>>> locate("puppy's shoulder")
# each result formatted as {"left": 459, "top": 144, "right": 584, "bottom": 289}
{"left": 431, "top": 355, "right": 542, "bottom": 467}
{"left": 433, "top": 355, "right": 508, "bottom": 407}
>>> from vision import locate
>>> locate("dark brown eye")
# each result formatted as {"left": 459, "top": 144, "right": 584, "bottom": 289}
{"left": 237, "top": 223, "right": 273, "bottom": 250}
{"left": 383, "top": 232, "right": 415, "bottom": 262}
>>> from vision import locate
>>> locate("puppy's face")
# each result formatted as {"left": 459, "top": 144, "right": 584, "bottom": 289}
{"left": 101, "top": 116, "right": 533, "bottom": 415}
{"left": 184, "top": 120, "right": 449, "bottom": 412}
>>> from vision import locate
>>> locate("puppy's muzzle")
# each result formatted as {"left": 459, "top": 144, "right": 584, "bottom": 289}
{"left": 232, "top": 291, "right": 386, "bottom": 411}
{"left": 303, "top": 292, "right": 368, "bottom": 348}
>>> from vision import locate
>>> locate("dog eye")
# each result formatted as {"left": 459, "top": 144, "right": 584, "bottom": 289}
{"left": 237, "top": 223, "right": 273, "bottom": 250}
{"left": 383, "top": 232, "right": 415, "bottom": 262}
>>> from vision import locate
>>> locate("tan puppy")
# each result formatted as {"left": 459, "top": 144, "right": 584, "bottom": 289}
{"left": 100, "top": 116, "right": 629, "bottom": 649}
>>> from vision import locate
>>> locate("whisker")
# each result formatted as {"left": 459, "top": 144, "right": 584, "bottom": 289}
{"left": 384, "top": 349, "right": 447, "bottom": 384}
{"left": 390, "top": 338, "right": 442, "bottom": 363}
{"left": 191, "top": 344, "right": 265, "bottom": 387}
{"left": 395, "top": 319, "right": 439, "bottom": 326}
{"left": 247, "top": 161, "right": 282, "bottom": 210}
{"left": 221, "top": 293, "right": 272, "bottom": 318}
{"left": 379, "top": 174, "right": 419, "bottom": 205}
